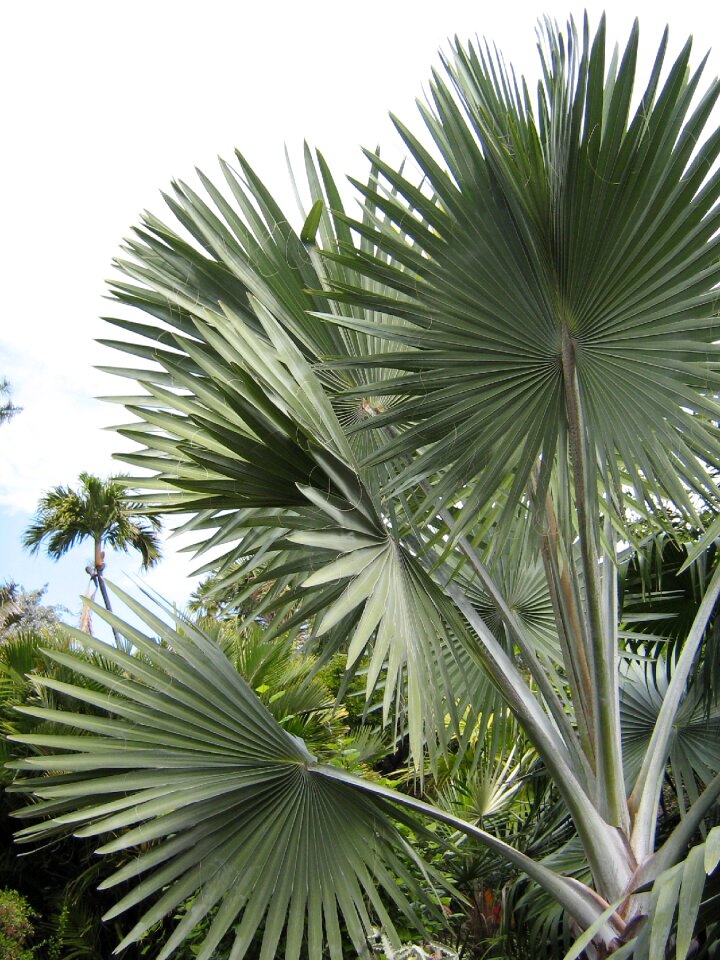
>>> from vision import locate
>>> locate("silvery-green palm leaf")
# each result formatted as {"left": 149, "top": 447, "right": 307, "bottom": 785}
{"left": 621, "top": 657, "right": 720, "bottom": 802}
{"left": 104, "top": 146, "right": 408, "bottom": 473}
{"left": 197, "top": 619, "right": 348, "bottom": 755}
{"left": 319, "top": 15, "right": 720, "bottom": 534}
{"left": 7, "top": 589, "right": 441, "bottom": 960}
{"left": 103, "top": 270, "right": 481, "bottom": 765}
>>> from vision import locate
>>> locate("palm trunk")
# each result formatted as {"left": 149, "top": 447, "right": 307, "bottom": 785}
{"left": 96, "top": 574, "right": 124, "bottom": 650}
{"left": 79, "top": 578, "right": 95, "bottom": 635}
{"left": 93, "top": 539, "right": 125, "bottom": 651}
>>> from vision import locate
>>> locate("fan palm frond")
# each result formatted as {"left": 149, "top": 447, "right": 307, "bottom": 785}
{"left": 8, "top": 589, "right": 442, "bottom": 960}
{"left": 319, "top": 16, "right": 720, "bottom": 539}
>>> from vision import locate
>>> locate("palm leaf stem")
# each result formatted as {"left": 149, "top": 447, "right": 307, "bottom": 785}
{"left": 396, "top": 526, "right": 575, "bottom": 772}
{"left": 630, "top": 559, "right": 720, "bottom": 859}
{"left": 438, "top": 574, "right": 634, "bottom": 898}
{"left": 539, "top": 496, "right": 596, "bottom": 764}
{"left": 314, "top": 763, "right": 625, "bottom": 941}
{"left": 392, "top": 427, "right": 591, "bottom": 783}
{"left": 540, "top": 537, "right": 596, "bottom": 766}
{"left": 562, "top": 329, "right": 627, "bottom": 830}
{"left": 448, "top": 523, "right": 594, "bottom": 789}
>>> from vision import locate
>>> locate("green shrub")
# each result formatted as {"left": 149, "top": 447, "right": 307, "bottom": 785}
{"left": 0, "top": 889, "right": 36, "bottom": 960}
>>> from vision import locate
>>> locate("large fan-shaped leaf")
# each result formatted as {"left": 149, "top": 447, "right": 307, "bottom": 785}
{"left": 320, "top": 16, "right": 720, "bottom": 535}
{"left": 7, "top": 588, "right": 440, "bottom": 960}
{"left": 103, "top": 271, "right": 485, "bottom": 765}
{"left": 621, "top": 658, "right": 720, "bottom": 800}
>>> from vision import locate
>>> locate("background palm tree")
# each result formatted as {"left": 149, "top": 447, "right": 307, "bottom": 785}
{"left": 22, "top": 472, "right": 162, "bottom": 648}
{"left": 0, "top": 377, "right": 21, "bottom": 425}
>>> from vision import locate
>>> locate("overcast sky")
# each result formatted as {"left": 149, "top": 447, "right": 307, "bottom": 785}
{"left": 2, "top": 0, "right": 719, "bottom": 631}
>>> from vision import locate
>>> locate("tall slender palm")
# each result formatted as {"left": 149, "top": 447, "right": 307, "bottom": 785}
{"left": 0, "top": 378, "right": 21, "bottom": 426}
{"left": 22, "top": 472, "right": 161, "bottom": 647}
{"left": 9, "top": 15, "right": 720, "bottom": 960}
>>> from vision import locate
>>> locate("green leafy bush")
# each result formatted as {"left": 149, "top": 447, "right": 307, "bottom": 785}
{"left": 0, "top": 889, "right": 35, "bottom": 960}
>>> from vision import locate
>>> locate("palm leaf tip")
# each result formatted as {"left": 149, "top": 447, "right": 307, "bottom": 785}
{"left": 7, "top": 586, "right": 438, "bottom": 960}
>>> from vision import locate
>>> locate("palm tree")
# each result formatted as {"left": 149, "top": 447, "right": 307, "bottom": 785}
{"left": 9, "top": 15, "right": 720, "bottom": 959}
{"left": 0, "top": 378, "right": 21, "bottom": 425}
{"left": 22, "top": 472, "right": 161, "bottom": 648}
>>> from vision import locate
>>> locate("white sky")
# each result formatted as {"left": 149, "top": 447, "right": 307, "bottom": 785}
{"left": 2, "top": 0, "right": 719, "bottom": 622}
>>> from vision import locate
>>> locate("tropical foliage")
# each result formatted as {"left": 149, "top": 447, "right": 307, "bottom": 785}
{"left": 0, "top": 887, "right": 36, "bottom": 960}
{"left": 7, "top": 12, "right": 720, "bottom": 959}
{"left": 0, "top": 583, "right": 62, "bottom": 641}
{"left": 3, "top": 609, "right": 411, "bottom": 958}
{"left": 1, "top": 629, "right": 126, "bottom": 959}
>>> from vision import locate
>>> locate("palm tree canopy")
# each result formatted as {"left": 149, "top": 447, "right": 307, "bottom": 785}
{"left": 23, "top": 472, "right": 162, "bottom": 569}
